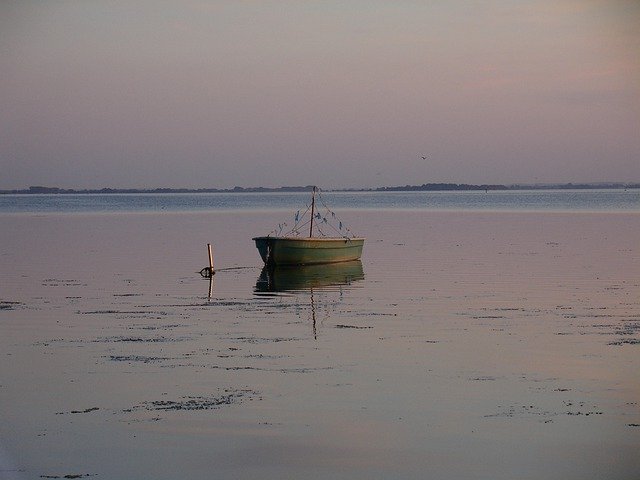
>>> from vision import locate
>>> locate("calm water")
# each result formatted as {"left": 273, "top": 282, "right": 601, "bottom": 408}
{"left": 1, "top": 194, "right": 639, "bottom": 479}
{"left": 0, "top": 189, "right": 638, "bottom": 213}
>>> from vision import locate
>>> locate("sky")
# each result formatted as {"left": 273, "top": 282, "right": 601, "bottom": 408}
{"left": 1, "top": 1, "right": 639, "bottom": 189}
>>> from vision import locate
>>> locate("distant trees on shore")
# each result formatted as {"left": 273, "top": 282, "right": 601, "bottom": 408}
{"left": 1, "top": 183, "right": 638, "bottom": 195}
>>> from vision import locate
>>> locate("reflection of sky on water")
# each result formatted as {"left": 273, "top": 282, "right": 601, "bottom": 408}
{"left": 0, "top": 208, "right": 638, "bottom": 479}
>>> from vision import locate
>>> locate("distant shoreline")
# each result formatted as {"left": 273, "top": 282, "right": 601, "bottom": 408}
{"left": 1, "top": 182, "right": 638, "bottom": 195}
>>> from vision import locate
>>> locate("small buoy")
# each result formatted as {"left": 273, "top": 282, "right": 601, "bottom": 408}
{"left": 200, "top": 267, "right": 215, "bottom": 277}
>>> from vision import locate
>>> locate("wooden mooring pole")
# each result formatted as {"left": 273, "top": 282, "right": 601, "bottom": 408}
{"left": 200, "top": 243, "right": 215, "bottom": 277}
{"left": 207, "top": 243, "right": 214, "bottom": 272}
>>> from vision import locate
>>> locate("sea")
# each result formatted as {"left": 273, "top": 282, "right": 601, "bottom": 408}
{"left": 1, "top": 188, "right": 639, "bottom": 214}
{"left": 0, "top": 189, "right": 638, "bottom": 480}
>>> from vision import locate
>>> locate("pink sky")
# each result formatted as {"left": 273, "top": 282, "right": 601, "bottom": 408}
{"left": 1, "top": 1, "right": 639, "bottom": 189}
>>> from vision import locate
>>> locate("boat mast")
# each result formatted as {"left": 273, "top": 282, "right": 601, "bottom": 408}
{"left": 309, "top": 186, "right": 316, "bottom": 238}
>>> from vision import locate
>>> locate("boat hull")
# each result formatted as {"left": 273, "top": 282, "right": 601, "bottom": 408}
{"left": 252, "top": 236, "right": 364, "bottom": 266}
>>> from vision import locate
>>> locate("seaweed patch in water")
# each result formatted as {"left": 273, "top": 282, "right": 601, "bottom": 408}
{"left": 40, "top": 474, "right": 96, "bottom": 479}
{"left": 608, "top": 338, "right": 640, "bottom": 346}
{"left": 42, "top": 278, "right": 86, "bottom": 287}
{"left": 94, "top": 335, "right": 190, "bottom": 343}
{"left": 0, "top": 300, "right": 24, "bottom": 310}
{"left": 56, "top": 407, "right": 99, "bottom": 415}
{"left": 484, "top": 404, "right": 555, "bottom": 420}
{"left": 227, "top": 336, "right": 300, "bottom": 344}
{"left": 125, "top": 323, "right": 188, "bottom": 331}
{"left": 107, "top": 355, "right": 174, "bottom": 363}
{"left": 78, "top": 310, "right": 168, "bottom": 316}
{"left": 130, "top": 389, "right": 260, "bottom": 412}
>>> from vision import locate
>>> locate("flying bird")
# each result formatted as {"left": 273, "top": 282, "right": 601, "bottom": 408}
{"left": 421, "top": 155, "right": 428, "bottom": 160}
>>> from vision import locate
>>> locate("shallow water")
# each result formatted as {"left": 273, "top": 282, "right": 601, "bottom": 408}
{"left": 0, "top": 205, "right": 639, "bottom": 479}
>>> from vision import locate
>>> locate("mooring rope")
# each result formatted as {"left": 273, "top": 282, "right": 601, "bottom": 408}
{"left": 199, "top": 265, "right": 259, "bottom": 277}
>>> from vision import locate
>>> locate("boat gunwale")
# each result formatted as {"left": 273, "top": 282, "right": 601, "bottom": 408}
{"left": 252, "top": 236, "right": 365, "bottom": 243}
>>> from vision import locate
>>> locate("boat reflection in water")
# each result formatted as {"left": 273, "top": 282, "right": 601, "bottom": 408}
{"left": 254, "top": 260, "right": 364, "bottom": 338}
{"left": 255, "top": 260, "right": 364, "bottom": 293}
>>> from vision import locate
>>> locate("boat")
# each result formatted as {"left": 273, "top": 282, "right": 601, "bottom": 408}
{"left": 252, "top": 186, "right": 365, "bottom": 266}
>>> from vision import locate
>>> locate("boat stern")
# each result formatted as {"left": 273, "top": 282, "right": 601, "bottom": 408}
{"left": 252, "top": 236, "right": 274, "bottom": 264}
